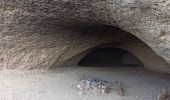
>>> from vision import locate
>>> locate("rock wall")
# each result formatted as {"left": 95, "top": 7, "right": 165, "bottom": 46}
{"left": 65, "top": 34, "right": 170, "bottom": 73}
{"left": 0, "top": 0, "right": 170, "bottom": 72}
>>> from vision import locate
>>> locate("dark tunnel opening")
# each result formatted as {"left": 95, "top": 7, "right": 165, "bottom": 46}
{"left": 78, "top": 47, "right": 144, "bottom": 67}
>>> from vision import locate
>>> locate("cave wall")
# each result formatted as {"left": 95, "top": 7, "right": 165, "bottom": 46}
{"left": 110, "top": 36, "right": 170, "bottom": 72}
{"left": 65, "top": 34, "right": 170, "bottom": 73}
{"left": 0, "top": 0, "right": 170, "bottom": 73}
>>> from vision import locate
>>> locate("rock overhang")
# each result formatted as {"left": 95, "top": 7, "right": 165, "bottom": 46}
{"left": 0, "top": 0, "right": 170, "bottom": 73}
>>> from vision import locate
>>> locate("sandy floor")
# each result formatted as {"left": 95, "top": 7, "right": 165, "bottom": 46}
{"left": 0, "top": 66, "right": 170, "bottom": 100}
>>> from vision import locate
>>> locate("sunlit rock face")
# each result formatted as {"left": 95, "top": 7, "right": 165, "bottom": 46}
{"left": 0, "top": 0, "right": 170, "bottom": 72}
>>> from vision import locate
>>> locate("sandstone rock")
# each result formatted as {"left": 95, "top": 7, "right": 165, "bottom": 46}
{"left": 0, "top": 0, "right": 169, "bottom": 73}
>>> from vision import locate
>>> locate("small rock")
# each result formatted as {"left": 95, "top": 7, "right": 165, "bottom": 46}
{"left": 115, "top": 81, "right": 125, "bottom": 96}
{"left": 157, "top": 89, "right": 170, "bottom": 100}
{"left": 116, "top": 87, "right": 124, "bottom": 96}
{"left": 77, "top": 85, "right": 83, "bottom": 90}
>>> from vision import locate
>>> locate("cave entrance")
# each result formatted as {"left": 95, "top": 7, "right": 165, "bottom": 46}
{"left": 78, "top": 47, "right": 144, "bottom": 67}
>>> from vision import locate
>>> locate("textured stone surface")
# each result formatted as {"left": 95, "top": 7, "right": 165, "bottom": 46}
{"left": 76, "top": 78, "right": 112, "bottom": 94}
{"left": 0, "top": 0, "right": 170, "bottom": 72}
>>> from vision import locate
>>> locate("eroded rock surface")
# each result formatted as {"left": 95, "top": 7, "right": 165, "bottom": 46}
{"left": 0, "top": 0, "right": 170, "bottom": 72}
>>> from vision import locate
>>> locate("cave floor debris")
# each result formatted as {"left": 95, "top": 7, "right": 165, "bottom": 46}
{"left": 0, "top": 67, "right": 170, "bottom": 100}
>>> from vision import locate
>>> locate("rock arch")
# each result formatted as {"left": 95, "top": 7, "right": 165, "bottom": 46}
{"left": 0, "top": 0, "right": 170, "bottom": 73}
{"left": 60, "top": 26, "right": 170, "bottom": 73}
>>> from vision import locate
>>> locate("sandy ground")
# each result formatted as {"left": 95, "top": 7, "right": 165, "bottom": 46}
{"left": 0, "top": 66, "right": 170, "bottom": 100}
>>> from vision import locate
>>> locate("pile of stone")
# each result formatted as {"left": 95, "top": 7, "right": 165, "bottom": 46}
{"left": 76, "top": 78, "right": 113, "bottom": 94}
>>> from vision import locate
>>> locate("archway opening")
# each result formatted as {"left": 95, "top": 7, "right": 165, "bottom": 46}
{"left": 78, "top": 47, "right": 144, "bottom": 67}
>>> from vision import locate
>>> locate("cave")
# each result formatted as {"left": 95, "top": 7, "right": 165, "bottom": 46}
{"left": 62, "top": 25, "right": 170, "bottom": 73}
{"left": 0, "top": 1, "right": 170, "bottom": 100}
{"left": 78, "top": 47, "right": 143, "bottom": 67}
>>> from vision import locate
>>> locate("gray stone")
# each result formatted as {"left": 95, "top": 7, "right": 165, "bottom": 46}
{"left": 76, "top": 78, "right": 112, "bottom": 94}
